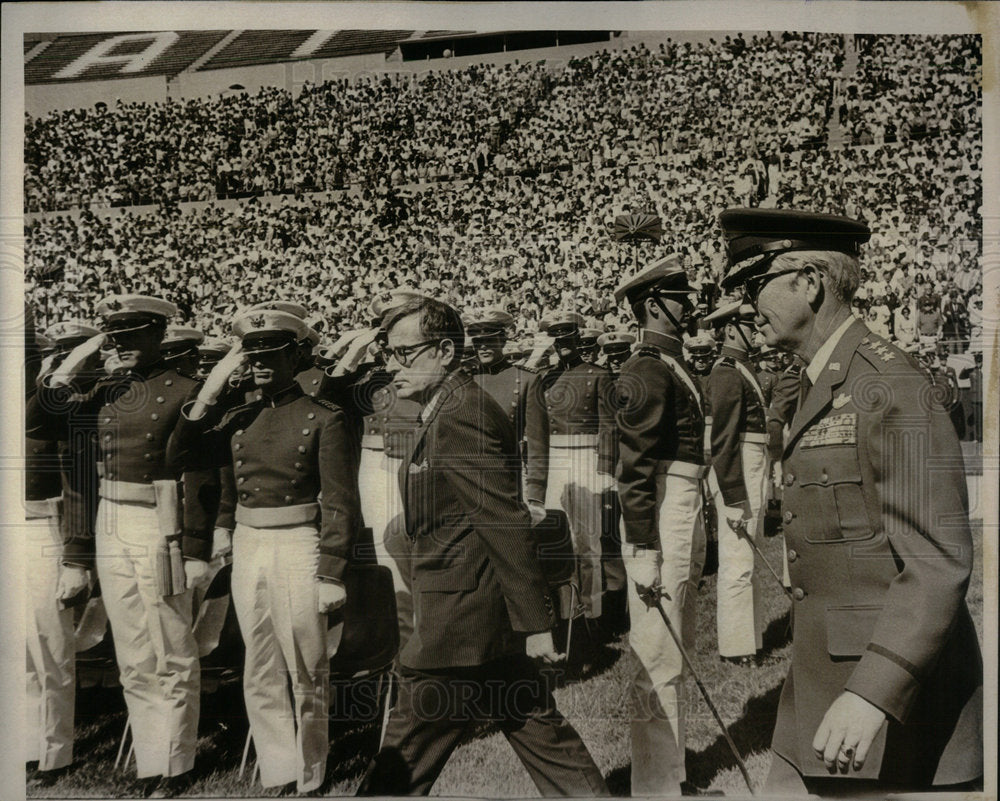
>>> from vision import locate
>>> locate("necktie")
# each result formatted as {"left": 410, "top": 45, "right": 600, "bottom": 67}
{"left": 797, "top": 371, "right": 812, "bottom": 411}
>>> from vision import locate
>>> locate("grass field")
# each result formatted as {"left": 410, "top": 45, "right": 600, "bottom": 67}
{"left": 30, "top": 513, "right": 985, "bottom": 798}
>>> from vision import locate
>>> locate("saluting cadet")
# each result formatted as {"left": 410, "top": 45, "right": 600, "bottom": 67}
{"left": 27, "top": 295, "right": 210, "bottom": 798}
{"left": 613, "top": 256, "right": 707, "bottom": 796}
{"left": 465, "top": 308, "right": 536, "bottom": 460}
{"left": 196, "top": 337, "right": 231, "bottom": 380}
{"left": 719, "top": 208, "right": 982, "bottom": 795}
{"left": 524, "top": 310, "right": 616, "bottom": 620}
{"left": 172, "top": 309, "right": 361, "bottom": 795}
{"left": 578, "top": 327, "right": 603, "bottom": 364}
{"left": 703, "top": 300, "right": 769, "bottom": 665}
{"left": 160, "top": 326, "right": 204, "bottom": 379}
{"left": 24, "top": 319, "right": 101, "bottom": 788}
{"left": 597, "top": 331, "right": 635, "bottom": 373}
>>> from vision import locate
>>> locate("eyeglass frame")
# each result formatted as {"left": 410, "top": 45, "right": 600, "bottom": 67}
{"left": 744, "top": 267, "right": 805, "bottom": 308}
{"left": 381, "top": 338, "right": 444, "bottom": 367}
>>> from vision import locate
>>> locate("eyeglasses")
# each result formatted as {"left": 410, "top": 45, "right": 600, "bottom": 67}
{"left": 382, "top": 339, "right": 441, "bottom": 367}
{"left": 744, "top": 268, "right": 803, "bottom": 308}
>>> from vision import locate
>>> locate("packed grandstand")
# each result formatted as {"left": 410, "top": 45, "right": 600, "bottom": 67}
{"left": 24, "top": 29, "right": 983, "bottom": 357}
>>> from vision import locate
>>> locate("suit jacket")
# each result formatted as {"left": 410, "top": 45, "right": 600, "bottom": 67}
{"left": 396, "top": 370, "right": 555, "bottom": 670}
{"left": 772, "top": 319, "right": 982, "bottom": 785}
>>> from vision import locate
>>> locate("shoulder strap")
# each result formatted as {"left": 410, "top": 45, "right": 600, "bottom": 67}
{"left": 732, "top": 359, "right": 767, "bottom": 409}
{"left": 657, "top": 352, "right": 704, "bottom": 411}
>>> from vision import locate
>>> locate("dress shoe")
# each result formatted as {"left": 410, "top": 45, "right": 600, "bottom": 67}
{"left": 147, "top": 772, "right": 193, "bottom": 798}
{"left": 720, "top": 654, "right": 759, "bottom": 667}
{"left": 27, "top": 766, "right": 70, "bottom": 790}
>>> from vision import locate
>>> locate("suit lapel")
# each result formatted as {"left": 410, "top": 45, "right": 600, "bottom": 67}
{"left": 785, "top": 320, "right": 867, "bottom": 454}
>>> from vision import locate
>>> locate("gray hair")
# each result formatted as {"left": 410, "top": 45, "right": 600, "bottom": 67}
{"left": 772, "top": 250, "right": 860, "bottom": 304}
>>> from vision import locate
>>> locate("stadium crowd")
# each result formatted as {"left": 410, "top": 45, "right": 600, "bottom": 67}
{"left": 25, "top": 33, "right": 982, "bottom": 355}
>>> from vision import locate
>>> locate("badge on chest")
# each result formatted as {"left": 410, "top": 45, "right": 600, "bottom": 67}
{"left": 801, "top": 412, "right": 857, "bottom": 449}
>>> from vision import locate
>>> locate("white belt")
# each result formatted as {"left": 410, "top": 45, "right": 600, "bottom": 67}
{"left": 100, "top": 479, "right": 157, "bottom": 504}
{"left": 235, "top": 503, "right": 320, "bottom": 528}
{"left": 654, "top": 460, "right": 709, "bottom": 480}
{"left": 361, "top": 434, "right": 384, "bottom": 451}
{"left": 550, "top": 434, "right": 599, "bottom": 448}
{"left": 740, "top": 433, "right": 768, "bottom": 445}
{"left": 24, "top": 497, "right": 61, "bottom": 519}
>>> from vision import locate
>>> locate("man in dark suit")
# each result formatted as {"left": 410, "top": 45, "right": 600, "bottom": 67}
{"left": 719, "top": 208, "right": 983, "bottom": 795}
{"left": 357, "top": 297, "right": 607, "bottom": 797}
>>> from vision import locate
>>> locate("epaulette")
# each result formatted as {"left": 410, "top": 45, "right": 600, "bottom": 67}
{"left": 636, "top": 345, "right": 660, "bottom": 358}
{"left": 309, "top": 395, "right": 343, "bottom": 414}
{"left": 857, "top": 334, "right": 900, "bottom": 372}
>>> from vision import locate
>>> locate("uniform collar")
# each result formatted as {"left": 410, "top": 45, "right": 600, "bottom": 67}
{"left": 639, "top": 328, "right": 683, "bottom": 357}
{"left": 477, "top": 357, "right": 511, "bottom": 375}
{"left": 720, "top": 344, "right": 750, "bottom": 363}
{"left": 259, "top": 381, "right": 304, "bottom": 408}
{"left": 805, "top": 316, "right": 856, "bottom": 385}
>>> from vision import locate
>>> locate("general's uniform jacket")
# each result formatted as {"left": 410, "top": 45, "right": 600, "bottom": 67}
{"left": 27, "top": 362, "right": 210, "bottom": 561}
{"left": 615, "top": 331, "right": 706, "bottom": 546}
{"left": 707, "top": 347, "right": 767, "bottom": 507}
{"left": 524, "top": 357, "right": 617, "bottom": 504}
{"left": 169, "top": 383, "right": 361, "bottom": 583}
{"left": 397, "top": 370, "right": 555, "bottom": 670}
{"left": 772, "top": 320, "right": 982, "bottom": 784}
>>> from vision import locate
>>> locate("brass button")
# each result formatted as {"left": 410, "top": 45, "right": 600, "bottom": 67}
{"left": 291, "top": 479, "right": 300, "bottom": 487}
{"left": 821, "top": 472, "right": 829, "bottom": 483}
{"left": 298, "top": 445, "right": 306, "bottom": 454}
{"left": 103, "top": 417, "right": 111, "bottom": 424}
{"left": 302, "top": 428, "right": 310, "bottom": 435}
{"left": 235, "top": 429, "right": 244, "bottom": 437}
{"left": 240, "top": 492, "right": 248, "bottom": 500}
{"left": 783, "top": 510, "right": 793, "bottom": 524}
{"left": 254, "top": 486, "right": 261, "bottom": 492}
{"left": 104, "top": 434, "right": 112, "bottom": 441}
{"left": 294, "top": 462, "right": 303, "bottom": 470}
{"left": 156, "top": 396, "right": 165, "bottom": 404}
{"left": 151, "top": 413, "right": 159, "bottom": 421}
{"left": 308, "top": 412, "right": 316, "bottom": 420}
{"left": 143, "top": 473, "right": 151, "bottom": 481}
{"left": 787, "top": 549, "right": 798, "bottom": 562}
{"left": 165, "top": 379, "right": 173, "bottom": 386}
{"left": 785, "top": 473, "right": 794, "bottom": 486}
{"left": 146, "top": 433, "right": 154, "bottom": 441}
{"left": 284, "top": 495, "right": 293, "bottom": 502}
{"left": 144, "top": 453, "right": 153, "bottom": 461}
{"left": 234, "top": 443, "right": 242, "bottom": 451}
{"left": 107, "top": 472, "right": 116, "bottom": 479}
{"left": 236, "top": 460, "right": 243, "bottom": 467}
{"left": 311, "top": 379, "right": 319, "bottom": 386}
{"left": 792, "top": 587, "right": 805, "bottom": 601}
{"left": 238, "top": 477, "right": 246, "bottom": 484}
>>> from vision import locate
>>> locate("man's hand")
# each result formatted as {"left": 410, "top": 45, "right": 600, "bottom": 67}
{"left": 211, "top": 527, "right": 233, "bottom": 560}
{"left": 56, "top": 565, "right": 89, "bottom": 602}
{"left": 623, "top": 545, "right": 660, "bottom": 593}
{"left": 525, "top": 631, "right": 566, "bottom": 664}
{"left": 317, "top": 581, "right": 347, "bottom": 614}
{"left": 183, "top": 559, "right": 212, "bottom": 590}
{"left": 812, "top": 691, "right": 887, "bottom": 773}
{"left": 725, "top": 500, "right": 754, "bottom": 534}
{"left": 199, "top": 344, "right": 245, "bottom": 402}
{"left": 49, "top": 333, "right": 106, "bottom": 386}
{"left": 527, "top": 500, "right": 547, "bottom": 527}
{"left": 596, "top": 472, "right": 615, "bottom": 493}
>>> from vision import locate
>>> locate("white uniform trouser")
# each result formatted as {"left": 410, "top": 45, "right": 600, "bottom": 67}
{"left": 96, "top": 498, "right": 199, "bottom": 778}
{"left": 359, "top": 447, "right": 412, "bottom": 648}
{"left": 628, "top": 472, "right": 705, "bottom": 796}
{"left": 232, "top": 523, "right": 329, "bottom": 792}
{"left": 25, "top": 499, "right": 75, "bottom": 771}
{"left": 545, "top": 446, "right": 604, "bottom": 618}
{"left": 711, "top": 441, "right": 768, "bottom": 657}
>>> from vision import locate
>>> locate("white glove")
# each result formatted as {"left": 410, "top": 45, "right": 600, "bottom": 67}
{"left": 56, "top": 565, "right": 89, "bottom": 602}
{"left": 724, "top": 500, "right": 754, "bottom": 535}
{"left": 183, "top": 559, "right": 212, "bottom": 590}
{"left": 527, "top": 500, "right": 547, "bottom": 527}
{"left": 49, "top": 333, "right": 106, "bottom": 386}
{"left": 597, "top": 472, "right": 615, "bottom": 492}
{"left": 198, "top": 343, "right": 245, "bottom": 403}
{"left": 525, "top": 631, "right": 566, "bottom": 664}
{"left": 623, "top": 545, "right": 661, "bottom": 592}
{"left": 317, "top": 581, "right": 347, "bottom": 614}
{"left": 211, "top": 527, "right": 233, "bottom": 560}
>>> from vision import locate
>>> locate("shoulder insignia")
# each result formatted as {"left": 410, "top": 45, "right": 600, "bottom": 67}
{"left": 828, "top": 362, "right": 840, "bottom": 372}
{"left": 309, "top": 396, "right": 342, "bottom": 414}
{"left": 832, "top": 393, "right": 851, "bottom": 409}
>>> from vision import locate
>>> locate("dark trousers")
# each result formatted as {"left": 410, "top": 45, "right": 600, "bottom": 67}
{"left": 357, "top": 654, "right": 607, "bottom": 796}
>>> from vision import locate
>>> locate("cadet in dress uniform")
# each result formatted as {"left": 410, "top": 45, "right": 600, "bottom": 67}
{"left": 160, "top": 326, "right": 204, "bottom": 379}
{"left": 613, "top": 257, "right": 707, "bottom": 796}
{"left": 703, "top": 301, "right": 769, "bottom": 664}
{"left": 24, "top": 319, "right": 101, "bottom": 786}
{"left": 196, "top": 337, "right": 231, "bottom": 380}
{"left": 465, "top": 308, "right": 536, "bottom": 465}
{"left": 578, "top": 327, "right": 603, "bottom": 364}
{"left": 597, "top": 331, "right": 635, "bottom": 372}
{"left": 27, "top": 295, "right": 210, "bottom": 797}
{"left": 171, "top": 310, "right": 361, "bottom": 794}
{"left": 719, "top": 208, "right": 982, "bottom": 795}
{"left": 524, "top": 311, "right": 616, "bottom": 620}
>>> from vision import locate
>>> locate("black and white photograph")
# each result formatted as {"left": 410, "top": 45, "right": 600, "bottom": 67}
{"left": 1, "top": 2, "right": 997, "bottom": 799}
